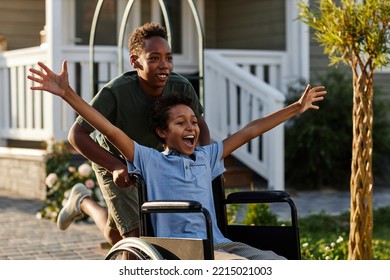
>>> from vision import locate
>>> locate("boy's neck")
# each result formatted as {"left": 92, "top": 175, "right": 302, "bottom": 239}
{"left": 163, "top": 148, "right": 196, "bottom": 160}
{"left": 137, "top": 76, "right": 164, "bottom": 98}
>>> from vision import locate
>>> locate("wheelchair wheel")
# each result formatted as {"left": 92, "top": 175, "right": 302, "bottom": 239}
{"left": 105, "top": 237, "right": 164, "bottom": 260}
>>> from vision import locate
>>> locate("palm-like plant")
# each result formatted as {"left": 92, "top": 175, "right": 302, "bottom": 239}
{"left": 297, "top": 0, "right": 390, "bottom": 259}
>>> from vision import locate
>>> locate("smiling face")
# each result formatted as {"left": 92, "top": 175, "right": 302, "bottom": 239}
{"left": 157, "top": 104, "right": 200, "bottom": 155}
{"left": 131, "top": 36, "right": 173, "bottom": 97}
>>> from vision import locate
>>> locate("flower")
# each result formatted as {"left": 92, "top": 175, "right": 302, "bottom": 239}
{"left": 85, "top": 179, "right": 95, "bottom": 189}
{"left": 45, "top": 136, "right": 56, "bottom": 153}
{"left": 68, "top": 166, "right": 76, "bottom": 173}
{"left": 78, "top": 163, "right": 92, "bottom": 177}
{"left": 45, "top": 173, "right": 58, "bottom": 187}
{"left": 38, "top": 140, "right": 105, "bottom": 223}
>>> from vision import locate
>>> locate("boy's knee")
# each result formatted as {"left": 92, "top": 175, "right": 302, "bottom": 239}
{"left": 123, "top": 228, "right": 140, "bottom": 238}
{"left": 104, "top": 226, "right": 122, "bottom": 245}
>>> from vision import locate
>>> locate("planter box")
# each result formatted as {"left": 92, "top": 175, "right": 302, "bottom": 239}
{"left": 0, "top": 147, "right": 47, "bottom": 200}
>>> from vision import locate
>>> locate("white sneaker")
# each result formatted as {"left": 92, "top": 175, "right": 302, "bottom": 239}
{"left": 57, "top": 183, "right": 91, "bottom": 230}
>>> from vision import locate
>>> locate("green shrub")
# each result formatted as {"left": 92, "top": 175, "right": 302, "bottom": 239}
{"left": 285, "top": 69, "right": 390, "bottom": 190}
{"left": 299, "top": 207, "right": 390, "bottom": 260}
{"left": 227, "top": 202, "right": 280, "bottom": 226}
{"left": 226, "top": 203, "right": 242, "bottom": 224}
{"left": 37, "top": 140, "right": 105, "bottom": 222}
{"left": 242, "top": 203, "right": 279, "bottom": 226}
{"left": 372, "top": 207, "right": 390, "bottom": 240}
{"left": 300, "top": 234, "right": 348, "bottom": 260}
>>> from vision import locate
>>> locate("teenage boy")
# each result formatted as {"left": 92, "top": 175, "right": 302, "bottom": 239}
{"left": 56, "top": 22, "right": 210, "bottom": 246}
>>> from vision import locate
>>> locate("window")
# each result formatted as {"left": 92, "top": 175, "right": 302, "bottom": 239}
{"left": 75, "top": 0, "right": 117, "bottom": 45}
{"left": 161, "top": 0, "right": 182, "bottom": 54}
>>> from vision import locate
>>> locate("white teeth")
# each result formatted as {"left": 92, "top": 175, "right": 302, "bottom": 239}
{"left": 184, "top": 135, "right": 194, "bottom": 139}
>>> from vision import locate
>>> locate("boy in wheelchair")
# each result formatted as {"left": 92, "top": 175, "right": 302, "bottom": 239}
{"left": 28, "top": 61, "right": 326, "bottom": 259}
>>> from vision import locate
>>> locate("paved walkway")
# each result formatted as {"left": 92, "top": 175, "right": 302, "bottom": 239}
{"left": 1, "top": 187, "right": 390, "bottom": 260}
{"left": 269, "top": 187, "right": 390, "bottom": 221}
{"left": 0, "top": 189, "right": 108, "bottom": 260}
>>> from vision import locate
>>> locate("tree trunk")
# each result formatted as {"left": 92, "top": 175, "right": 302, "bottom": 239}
{"left": 348, "top": 56, "right": 374, "bottom": 260}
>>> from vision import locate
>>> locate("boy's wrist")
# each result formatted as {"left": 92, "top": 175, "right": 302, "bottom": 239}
{"left": 64, "top": 85, "right": 74, "bottom": 97}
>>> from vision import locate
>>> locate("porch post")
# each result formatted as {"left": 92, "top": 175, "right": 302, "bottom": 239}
{"left": 0, "top": 60, "right": 8, "bottom": 146}
{"left": 267, "top": 101, "right": 285, "bottom": 191}
{"left": 188, "top": 0, "right": 205, "bottom": 106}
{"left": 285, "top": 0, "right": 310, "bottom": 84}
{"left": 45, "top": 0, "right": 66, "bottom": 142}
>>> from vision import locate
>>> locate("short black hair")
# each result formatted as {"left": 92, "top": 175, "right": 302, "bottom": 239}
{"left": 128, "top": 22, "right": 168, "bottom": 56}
{"left": 150, "top": 94, "right": 195, "bottom": 144}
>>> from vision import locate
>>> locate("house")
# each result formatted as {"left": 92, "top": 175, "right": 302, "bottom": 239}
{"left": 1, "top": 0, "right": 389, "bottom": 199}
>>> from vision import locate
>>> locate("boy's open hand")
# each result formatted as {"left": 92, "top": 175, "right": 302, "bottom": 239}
{"left": 298, "top": 84, "right": 327, "bottom": 113}
{"left": 27, "top": 60, "right": 69, "bottom": 97}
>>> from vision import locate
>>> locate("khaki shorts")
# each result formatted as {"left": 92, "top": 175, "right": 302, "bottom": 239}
{"left": 92, "top": 163, "right": 139, "bottom": 236}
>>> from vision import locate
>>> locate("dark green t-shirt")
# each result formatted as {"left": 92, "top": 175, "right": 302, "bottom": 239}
{"left": 76, "top": 71, "right": 203, "bottom": 160}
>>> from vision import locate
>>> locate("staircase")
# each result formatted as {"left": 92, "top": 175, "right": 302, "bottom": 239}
{"left": 223, "top": 155, "right": 268, "bottom": 191}
{"left": 204, "top": 50, "right": 286, "bottom": 190}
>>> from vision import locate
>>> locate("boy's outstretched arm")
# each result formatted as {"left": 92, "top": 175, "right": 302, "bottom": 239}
{"left": 222, "top": 84, "right": 327, "bottom": 159}
{"left": 27, "top": 60, "right": 135, "bottom": 163}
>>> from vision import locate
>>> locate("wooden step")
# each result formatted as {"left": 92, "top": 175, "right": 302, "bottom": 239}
{"left": 223, "top": 166, "right": 254, "bottom": 190}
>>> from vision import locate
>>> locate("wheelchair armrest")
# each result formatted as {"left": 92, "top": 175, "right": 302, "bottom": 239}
{"left": 225, "top": 190, "right": 291, "bottom": 204}
{"left": 140, "top": 200, "right": 214, "bottom": 252}
{"left": 141, "top": 200, "right": 202, "bottom": 213}
{"left": 225, "top": 190, "right": 299, "bottom": 231}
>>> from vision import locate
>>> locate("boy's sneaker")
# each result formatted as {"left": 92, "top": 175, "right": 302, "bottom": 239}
{"left": 57, "top": 183, "right": 91, "bottom": 230}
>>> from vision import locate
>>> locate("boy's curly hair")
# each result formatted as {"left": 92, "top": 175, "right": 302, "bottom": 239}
{"left": 128, "top": 22, "right": 168, "bottom": 56}
{"left": 150, "top": 94, "right": 195, "bottom": 144}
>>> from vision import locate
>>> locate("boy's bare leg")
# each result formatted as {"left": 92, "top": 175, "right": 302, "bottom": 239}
{"left": 80, "top": 197, "right": 139, "bottom": 244}
{"left": 81, "top": 197, "right": 139, "bottom": 259}
{"left": 79, "top": 197, "right": 118, "bottom": 244}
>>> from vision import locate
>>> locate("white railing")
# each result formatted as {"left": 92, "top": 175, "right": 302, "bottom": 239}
{"left": 0, "top": 47, "right": 48, "bottom": 142}
{"left": 212, "top": 49, "right": 289, "bottom": 93}
{"left": 0, "top": 46, "right": 119, "bottom": 144}
{"left": 1, "top": 46, "right": 287, "bottom": 189}
{"left": 204, "top": 50, "right": 286, "bottom": 190}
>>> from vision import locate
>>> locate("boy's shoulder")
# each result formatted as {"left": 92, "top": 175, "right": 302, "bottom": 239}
{"left": 167, "top": 72, "right": 192, "bottom": 85}
{"left": 107, "top": 71, "right": 138, "bottom": 87}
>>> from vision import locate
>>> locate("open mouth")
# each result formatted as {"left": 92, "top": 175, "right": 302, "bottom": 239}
{"left": 183, "top": 135, "right": 195, "bottom": 147}
{"left": 157, "top": 73, "right": 168, "bottom": 79}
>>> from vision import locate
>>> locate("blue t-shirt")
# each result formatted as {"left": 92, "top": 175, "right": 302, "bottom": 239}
{"left": 127, "top": 141, "right": 231, "bottom": 244}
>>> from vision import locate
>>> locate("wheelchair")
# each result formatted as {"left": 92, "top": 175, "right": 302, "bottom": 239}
{"left": 105, "top": 174, "right": 301, "bottom": 260}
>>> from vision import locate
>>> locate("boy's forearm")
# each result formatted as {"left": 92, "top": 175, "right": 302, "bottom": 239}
{"left": 248, "top": 101, "right": 302, "bottom": 137}
{"left": 68, "top": 124, "right": 126, "bottom": 174}
{"left": 62, "top": 86, "right": 112, "bottom": 137}
{"left": 62, "top": 86, "right": 90, "bottom": 118}
{"left": 62, "top": 85, "right": 134, "bottom": 163}
{"left": 223, "top": 101, "right": 301, "bottom": 158}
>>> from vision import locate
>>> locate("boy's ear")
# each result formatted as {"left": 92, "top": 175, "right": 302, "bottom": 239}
{"left": 130, "top": 55, "right": 140, "bottom": 69}
{"left": 156, "top": 128, "right": 167, "bottom": 139}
